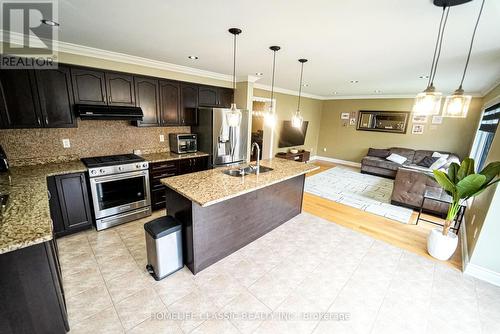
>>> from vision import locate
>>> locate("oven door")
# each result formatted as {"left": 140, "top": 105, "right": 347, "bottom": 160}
{"left": 89, "top": 170, "right": 151, "bottom": 219}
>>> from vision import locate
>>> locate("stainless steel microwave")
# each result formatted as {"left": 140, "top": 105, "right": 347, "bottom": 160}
{"left": 169, "top": 134, "right": 198, "bottom": 154}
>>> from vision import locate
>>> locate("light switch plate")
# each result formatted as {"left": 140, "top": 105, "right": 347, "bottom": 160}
{"left": 159, "top": 135, "right": 165, "bottom": 142}
{"left": 62, "top": 139, "right": 70, "bottom": 148}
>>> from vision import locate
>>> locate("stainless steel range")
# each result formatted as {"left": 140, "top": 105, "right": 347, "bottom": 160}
{"left": 81, "top": 154, "right": 151, "bottom": 231}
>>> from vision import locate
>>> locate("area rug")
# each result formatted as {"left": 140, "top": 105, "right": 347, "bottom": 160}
{"left": 305, "top": 166, "right": 413, "bottom": 224}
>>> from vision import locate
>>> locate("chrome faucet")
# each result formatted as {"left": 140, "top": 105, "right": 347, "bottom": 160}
{"left": 250, "top": 142, "right": 261, "bottom": 174}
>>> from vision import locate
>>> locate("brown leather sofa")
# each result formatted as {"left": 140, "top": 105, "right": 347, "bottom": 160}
{"left": 361, "top": 147, "right": 460, "bottom": 214}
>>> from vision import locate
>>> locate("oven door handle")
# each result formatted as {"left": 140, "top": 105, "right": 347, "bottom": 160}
{"left": 91, "top": 170, "right": 148, "bottom": 184}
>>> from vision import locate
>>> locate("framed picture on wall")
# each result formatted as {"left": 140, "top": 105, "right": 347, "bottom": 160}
{"left": 412, "top": 124, "right": 425, "bottom": 135}
{"left": 412, "top": 115, "right": 428, "bottom": 123}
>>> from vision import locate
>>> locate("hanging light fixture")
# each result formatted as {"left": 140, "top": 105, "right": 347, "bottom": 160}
{"left": 292, "top": 59, "right": 308, "bottom": 128}
{"left": 264, "top": 46, "right": 280, "bottom": 127}
{"left": 413, "top": 5, "right": 450, "bottom": 115}
{"left": 443, "top": 0, "right": 485, "bottom": 118}
{"left": 226, "top": 28, "right": 242, "bottom": 127}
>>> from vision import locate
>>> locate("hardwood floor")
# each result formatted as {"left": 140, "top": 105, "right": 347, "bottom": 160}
{"left": 303, "top": 161, "right": 462, "bottom": 270}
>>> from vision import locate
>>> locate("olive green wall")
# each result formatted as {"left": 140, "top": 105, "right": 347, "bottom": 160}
{"left": 252, "top": 89, "right": 323, "bottom": 157}
{"left": 317, "top": 98, "right": 484, "bottom": 162}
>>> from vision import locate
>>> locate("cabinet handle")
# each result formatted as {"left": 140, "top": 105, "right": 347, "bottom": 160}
{"left": 80, "top": 174, "right": 84, "bottom": 184}
{"left": 45, "top": 116, "right": 49, "bottom": 125}
{"left": 47, "top": 190, "right": 51, "bottom": 200}
{"left": 37, "top": 117, "right": 41, "bottom": 126}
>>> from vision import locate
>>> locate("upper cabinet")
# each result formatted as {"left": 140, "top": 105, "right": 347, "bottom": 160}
{"left": 134, "top": 77, "right": 160, "bottom": 127}
{"left": 198, "top": 86, "right": 233, "bottom": 108}
{"left": 0, "top": 69, "right": 42, "bottom": 128}
{"left": 105, "top": 72, "right": 135, "bottom": 106}
{"left": 180, "top": 84, "right": 198, "bottom": 125}
{"left": 71, "top": 68, "right": 107, "bottom": 105}
{"left": 35, "top": 65, "right": 76, "bottom": 128}
{"left": 159, "top": 80, "right": 180, "bottom": 126}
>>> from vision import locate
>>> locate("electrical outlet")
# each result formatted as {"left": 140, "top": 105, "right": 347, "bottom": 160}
{"left": 323, "top": 147, "right": 327, "bottom": 152}
{"left": 159, "top": 135, "right": 165, "bottom": 142}
{"left": 62, "top": 139, "right": 70, "bottom": 148}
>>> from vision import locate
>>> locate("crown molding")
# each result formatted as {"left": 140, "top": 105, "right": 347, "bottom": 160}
{"left": 253, "top": 83, "right": 327, "bottom": 100}
{"left": 481, "top": 78, "right": 500, "bottom": 98}
{"left": 237, "top": 75, "right": 261, "bottom": 83}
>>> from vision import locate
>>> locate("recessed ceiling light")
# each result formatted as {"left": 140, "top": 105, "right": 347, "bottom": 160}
{"left": 374, "top": 89, "right": 382, "bottom": 93}
{"left": 332, "top": 91, "right": 338, "bottom": 95}
{"left": 188, "top": 55, "right": 199, "bottom": 60}
{"left": 350, "top": 80, "right": 359, "bottom": 84}
{"left": 41, "top": 19, "right": 59, "bottom": 26}
{"left": 255, "top": 72, "right": 264, "bottom": 76}
{"left": 302, "top": 83, "right": 309, "bottom": 87}
{"left": 419, "top": 75, "right": 429, "bottom": 79}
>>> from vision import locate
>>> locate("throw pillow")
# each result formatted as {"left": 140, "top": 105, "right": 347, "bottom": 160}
{"left": 367, "top": 148, "right": 391, "bottom": 158}
{"left": 432, "top": 152, "right": 449, "bottom": 159}
{"left": 386, "top": 153, "right": 407, "bottom": 165}
{"left": 417, "top": 156, "right": 439, "bottom": 168}
{"left": 429, "top": 156, "right": 448, "bottom": 170}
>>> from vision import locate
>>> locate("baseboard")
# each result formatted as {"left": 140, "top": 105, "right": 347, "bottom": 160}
{"left": 460, "top": 222, "right": 469, "bottom": 272}
{"left": 313, "top": 156, "right": 362, "bottom": 168}
{"left": 464, "top": 263, "right": 500, "bottom": 287}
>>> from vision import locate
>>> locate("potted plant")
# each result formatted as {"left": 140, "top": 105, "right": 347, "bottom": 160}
{"left": 429, "top": 158, "right": 500, "bottom": 260}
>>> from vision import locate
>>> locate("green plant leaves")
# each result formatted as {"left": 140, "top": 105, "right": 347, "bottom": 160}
{"left": 433, "top": 170, "right": 456, "bottom": 194}
{"left": 480, "top": 161, "right": 500, "bottom": 185}
{"left": 457, "top": 158, "right": 475, "bottom": 181}
{"left": 447, "top": 162, "right": 460, "bottom": 184}
{"left": 457, "top": 174, "right": 487, "bottom": 199}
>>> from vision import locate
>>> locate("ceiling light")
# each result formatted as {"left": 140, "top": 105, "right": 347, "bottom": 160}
{"left": 226, "top": 28, "right": 242, "bottom": 128}
{"left": 41, "top": 19, "right": 59, "bottom": 26}
{"left": 255, "top": 72, "right": 264, "bottom": 76}
{"left": 413, "top": 5, "right": 450, "bottom": 115}
{"left": 187, "top": 55, "right": 198, "bottom": 60}
{"left": 332, "top": 92, "right": 338, "bottom": 95}
{"left": 265, "top": 46, "right": 281, "bottom": 127}
{"left": 419, "top": 75, "right": 430, "bottom": 79}
{"left": 302, "top": 83, "right": 309, "bottom": 87}
{"left": 374, "top": 90, "right": 382, "bottom": 93}
{"left": 350, "top": 80, "right": 358, "bottom": 84}
{"left": 292, "top": 59, "right": 308, "bottom": 128}
{"left": 443, "top": 0, "right": 485, "bottom": 118}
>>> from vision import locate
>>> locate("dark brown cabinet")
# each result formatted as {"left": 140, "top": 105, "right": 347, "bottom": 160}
{"left": 71, "top": 68, "right": 107, "bottom": 105}
{"left": 105, "top": 72, "right": 135, "bottom": 106}
{"left": 134, "top": 77, "right": 160, "bottom": 127}
{"left": 159, "top": 80, "right": 180, "bottom": 126}
{"left": 48, "top": 172, "right": 93, "bottom": 237}
{"left": 35, "top": 65, "right": 76, "bottom": 128}
{"left": 178, "top": 156, "right": 208, "bottom": 175}
{"left": 198, "top": 86, "right": 233, "bottom": 108}
{"left": 0, "top": 69, "right": 42, "bottom": 128}
{"left": 180, "top": 84, "right": 198, "bottom": 125}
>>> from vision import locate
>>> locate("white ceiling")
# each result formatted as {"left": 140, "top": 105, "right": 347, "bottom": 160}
{"left": 54, "top": 0, "right": 500, "bottom": 98}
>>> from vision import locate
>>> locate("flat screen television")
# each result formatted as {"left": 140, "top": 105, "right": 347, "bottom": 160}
{"left": 278, "top": 120, "right": 308, "bottom": 148}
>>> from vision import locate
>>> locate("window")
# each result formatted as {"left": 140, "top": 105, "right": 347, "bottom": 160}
{"left": 470, "top": 103, "right": 500, "bottom": 171}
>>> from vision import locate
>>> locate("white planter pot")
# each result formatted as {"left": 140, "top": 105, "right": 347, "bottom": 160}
{"left": 427, "top": 228, "right": 458, "bottom": 261}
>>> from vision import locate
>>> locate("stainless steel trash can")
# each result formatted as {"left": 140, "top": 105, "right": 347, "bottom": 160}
{"left": 144, "top": 216, "right": 183, "bottom": 280}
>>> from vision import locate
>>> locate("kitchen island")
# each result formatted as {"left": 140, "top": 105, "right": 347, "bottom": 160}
{"left": 161, "top": 158, "right": 318, "bottom": 274}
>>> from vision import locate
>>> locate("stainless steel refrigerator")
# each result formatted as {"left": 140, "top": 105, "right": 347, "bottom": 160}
{"left": 193, "top": 108, "right": 249, "bottom": 168}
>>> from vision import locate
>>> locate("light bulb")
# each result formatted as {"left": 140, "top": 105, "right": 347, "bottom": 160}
{"left": 264, "top": 112, "right": 276, "bottom": 127}
{"left": 413, "top": 86, "right": 442, "bottom": 115}
{"left": 442, "top": 89, "right": 471, "bottom": 118}
{"left": 226, "top": 103, "right": 242, "bottom": 127}
{"left": 291, "top": 112, "right": 303, "bottom": 128}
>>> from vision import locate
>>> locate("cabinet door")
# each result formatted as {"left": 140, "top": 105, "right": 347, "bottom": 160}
{"left": 134, "top": 77, "right": 159, "bottom": 127}
{"left": 218, "top": 88, "right": 233, "bottom": 108}
{"left": 198, "top": 86, "right": 218, "bottom": 107}
{"left": 193, "top": 156, "right": 208, "bottom": 172}
{"left": 177, "top": 158, "right": 193, "bottom": 175}
{"left": 180, "top": 84, "right": 198, "bottom": 125}
{"left": 71, "top": 68, "right": 107, "bottom": 105}
{"left": 159, "top": 80, "right": 180, "bottom": 125}
{"left": 105, "top": 72, "right": 136, "bottom": 106}
{"left": 35, "top": 66, "right": 76, "bottom": 128}
{"left": 0, "top": 69, "right": 42, "bottom": 128}
{"left": 55, "top": 173, "right": 93, "bottom": 232}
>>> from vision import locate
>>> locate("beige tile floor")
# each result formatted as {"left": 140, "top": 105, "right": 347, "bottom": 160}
{"left": 58, "top": 211, "right": 500, "bottom": 334}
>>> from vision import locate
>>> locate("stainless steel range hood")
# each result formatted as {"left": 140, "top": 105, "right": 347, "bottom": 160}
{"left": 76, "top": 104, "right": 144, "bottom": 120}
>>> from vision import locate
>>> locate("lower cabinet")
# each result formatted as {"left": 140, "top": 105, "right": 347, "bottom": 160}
{"left": 48, "top": 172, "right": 93, "bottom": 238}
{"left": 149, "top": 156, "right": 208, "bottom": 211}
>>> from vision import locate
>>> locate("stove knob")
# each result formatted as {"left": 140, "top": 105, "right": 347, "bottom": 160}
{"left": 136, "top": 164, "right": 141, "bottom": 168}
{"left": 99, "top": 169, "right": 105, "bottom": 174}
{"left": 90, "top": 170, "right": 97, "bottom": 175}
{"left": 142, "top": 163, "right": 148, "bottom": 168}
{"left": 118, "top": 166, "right": 122, "bottom": 171}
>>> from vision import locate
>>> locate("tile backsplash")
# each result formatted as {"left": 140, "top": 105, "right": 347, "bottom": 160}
{"left": 0, "top": 120, "right": 190, "bottom": 166}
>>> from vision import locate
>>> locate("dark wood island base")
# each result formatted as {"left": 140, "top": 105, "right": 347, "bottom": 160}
{"left": 166, "top": 174, "right": 305, "bottom": 274}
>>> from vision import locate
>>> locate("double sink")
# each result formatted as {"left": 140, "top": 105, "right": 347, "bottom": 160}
{"left": 223, "top": 165, "right": 273, "bottom": 177}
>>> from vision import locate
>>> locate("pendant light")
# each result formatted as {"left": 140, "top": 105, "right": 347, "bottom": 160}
{"left": 413, "top": 5, "right": 450, "bottom": 115}
{"left": 443, "top": 0, "right": 485, "bottom": 118}
{"left": 264, "top": 46, "right": 280, "bottom": 127}
{"left": 226, "top": 28, "right": 242, "bottom": 127}
{"left": 292, "top": 59, "right": 308, "bottom": 128}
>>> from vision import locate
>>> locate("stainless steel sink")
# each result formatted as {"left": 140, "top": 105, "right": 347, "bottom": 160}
{"left": 223, "top": 165, "right": 274, "bottom": 177}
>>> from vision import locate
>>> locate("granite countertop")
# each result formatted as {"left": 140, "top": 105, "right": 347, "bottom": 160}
{"left": 161, "top": 158, "right": 319, "bottom": 207}
{"left": 140, "top": 151, "right": 209, "bottom": 163}
{"left": 0, "top": 161, "right": 87, "bottom": 255}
